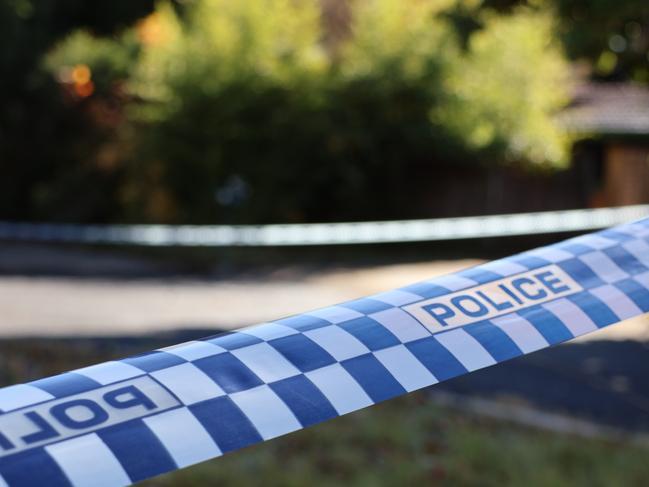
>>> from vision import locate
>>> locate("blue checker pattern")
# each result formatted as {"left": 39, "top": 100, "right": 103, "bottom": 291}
{"left": 193, "top": 353, "right": 264, "bottom": 393}
{"left": 567, "top": 293, "right": 619, "bottom": 327}
{"left": 0, "top": 449, "right": 70, "bottom": 486}
{"left": 463, "top": 321, "right": 522, "bottom": 362}
{"left": 337, "top": 316, "right": 400, "bottom": 350}
{"left": 558, "top": 258, "right": 605, "bottom": 288}
{"left": 207, "top": 332, "right": 263, "bottom": 350}
{"left": 268, "top": 334, "right": 336, "bottom": 372}
{"left": 517, "top": 305, "right": 574, "bottom": 344}
{"left": 274, "top": 315, "right": 330, "bottom": 332}
{"left": 340, "top": 298, "right": 393, "bottom": 314}
{"left": 98, "top": 420, "right": 177, "bottom": 482}
{"left": 189, "top": 396, "right": 263, "bottom": 453}
{"left": 30, "top": 373, "right": 101, "bottom": 398}
{"left": 615, "top": 278, "right": 649, "bottom": 311}
{"left": 400, "top": 281, "right": 450, "bottom": 299}
{"left": 341, "top": 354, "right": 406, "bottom": 402}
{"left": 122, "top": 351, "right": 186, "bottom": 372}
{"left": 559, "top": 242, "right": 594, "bottom": 256}
{"left": 509, "top": 254, "right": 550, "bottom": 269}
{"left": 269, "top": 375, "right": 338, "bottom": 427}
{"left": 604, "top": 246, "right": 648, "bottom": 275}
{"left": 406, "top": 337, "right": 468, "bottom": 381}
{"left": 3, "top": 218, "right": 649, "bottom": 487}
{"left": 456, "top": 267, "right": 504, "bottom": 284}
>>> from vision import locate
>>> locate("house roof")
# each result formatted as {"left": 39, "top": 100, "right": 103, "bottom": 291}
{"left": 559, "top": 82, "right": 649, "bottom": 136}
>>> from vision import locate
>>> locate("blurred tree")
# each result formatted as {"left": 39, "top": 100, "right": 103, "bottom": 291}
{"left": 552, "top": 0, "right": 649, "bottom": 82}
{"left": 437, "top": 9, "right": 570, "bottom": 166}
{"left": 2, "top": 0, "right": 645, "bottom": 224}
{"left": 462, "top": 0, "right": 649, "bottom": 83}
{"left": 0, "top": 0, "right": 155, "bottom": 221}
{"left": 114, "top": 0, "right": 570, "bottom": 223}
{"left": 12, "top": 0, "right": 576, "bottom": 224}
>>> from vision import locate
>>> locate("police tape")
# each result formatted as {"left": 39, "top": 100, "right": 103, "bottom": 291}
{"left": 1, "top": 217, "right": 649, "bottom": 486}
{"left": 1, "top": 204, "right": 648, "bottom": 246}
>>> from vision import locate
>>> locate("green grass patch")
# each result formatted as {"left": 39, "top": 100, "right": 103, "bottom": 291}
{"left": 145, "top": 394, "right": 649, "bottom": 487}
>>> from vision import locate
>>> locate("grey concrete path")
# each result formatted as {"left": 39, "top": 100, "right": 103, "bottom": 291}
{"left": 0, "top": 243, "right": 647, "bottom": 339}
{"left": 0, "top": 260, "right": 480, "bottom": 336}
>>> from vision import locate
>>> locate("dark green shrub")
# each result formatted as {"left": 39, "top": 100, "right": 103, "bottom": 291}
{"left": 49, "top": 0, "right": 571, "bottom": 223}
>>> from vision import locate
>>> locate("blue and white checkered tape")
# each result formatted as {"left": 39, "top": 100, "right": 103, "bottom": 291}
{"left": 2, "top": 218, "right": 649, "bottom": 486}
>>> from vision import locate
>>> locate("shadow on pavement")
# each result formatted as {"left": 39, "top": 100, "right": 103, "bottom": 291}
{"left": 437, "top": 339, "right": 649, "bottom": 432}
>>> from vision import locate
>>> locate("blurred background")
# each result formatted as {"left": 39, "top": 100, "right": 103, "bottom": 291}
{"left": 2, "top": 0, "right": 649, "bottom": 484}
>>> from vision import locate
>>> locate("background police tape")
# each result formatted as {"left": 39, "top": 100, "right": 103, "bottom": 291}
{"left": 1, "top": 204, "right": 648, "bottom": 247}
{"left": 2, "top": 218, "right": 649, "bottom": 486}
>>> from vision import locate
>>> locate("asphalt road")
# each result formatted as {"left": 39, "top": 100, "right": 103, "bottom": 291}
{"left": 432, "top": 339, "right": 649, "bottom": 432}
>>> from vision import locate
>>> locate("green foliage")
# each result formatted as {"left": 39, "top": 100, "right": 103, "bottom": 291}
{"left": 2, "top": 0, "right": 645, "bottom": 224}
{"left": 340, "top": 0, "right": 455, "bottom": 77}
{"left": 438, "top": 8, "right": 571, "bottom": 165}
{"left": 99, "top": 0, "right": 570, "bottom": 224}
{"left": 0, "top": 0, "right": 156, "bottom": 222}
{"left": 143, "top": 394, "right": 649, "bottom": 487}
{"left": 44, "top": 30, "right": 140, "bottom": 94}
{"left": 553, "top": 0, "right": 649, "bottom": 83}
{"left": 131, "top": 0, "right": 327, "bottom": 105}
{"left": 7, "top": 0, "right": 574, "bottom": 224}
{"left": 478, "top": 0, "right": 649, "bottom": 83}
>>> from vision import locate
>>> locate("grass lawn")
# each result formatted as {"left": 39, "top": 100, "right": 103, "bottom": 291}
{"left": 145, "top": 393, "right": 649, "bottom": 487}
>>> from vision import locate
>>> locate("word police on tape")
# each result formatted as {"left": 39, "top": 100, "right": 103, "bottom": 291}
{"left": 0, "top": 377, "right": 178, "bottom": 457}
{"left": 404, "top": 264, "right": 582, "bottom": 333}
